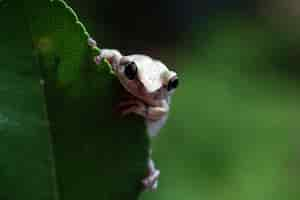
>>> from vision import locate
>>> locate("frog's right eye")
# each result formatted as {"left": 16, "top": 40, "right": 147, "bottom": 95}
{"left": 124, "top": 62, "right": 138, "bottom": 80}
{"left": 167, "top": 76, "right": 179, "bottom": 91}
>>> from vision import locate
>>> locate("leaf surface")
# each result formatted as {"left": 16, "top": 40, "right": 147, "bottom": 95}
{"left": 0, "top": 0, "right": 149, "bottom": 199}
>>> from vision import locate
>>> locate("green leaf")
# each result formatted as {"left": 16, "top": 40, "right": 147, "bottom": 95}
{"left": 0, "top": 0, "right": 149, "bottom": 199}
{"left": 0, "top": 1, "right": 56, "bottom": 199}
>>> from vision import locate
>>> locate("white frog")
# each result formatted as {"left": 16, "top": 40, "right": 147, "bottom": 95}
{"left": 88, "top": 38, "right": 179, "bottom": 191}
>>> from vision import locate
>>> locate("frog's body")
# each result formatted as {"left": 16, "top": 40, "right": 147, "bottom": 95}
{"left": 88, "top": 38, "right": 178, "bottom": 191}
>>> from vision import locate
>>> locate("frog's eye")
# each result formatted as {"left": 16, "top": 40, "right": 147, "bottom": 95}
{"left": 167, "top": 76, "right": 179, "bottom": 91}
{"left": 124, "top": 62, "right": 138, "bottom": 80}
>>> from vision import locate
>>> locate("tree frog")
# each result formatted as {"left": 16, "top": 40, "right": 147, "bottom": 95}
{"left": 88, "top": 38, "right": 179, "bottom": 191}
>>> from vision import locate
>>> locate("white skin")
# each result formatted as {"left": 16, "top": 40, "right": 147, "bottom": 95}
{"left": 88, "top": 38, "right": 178, "bottom": 191}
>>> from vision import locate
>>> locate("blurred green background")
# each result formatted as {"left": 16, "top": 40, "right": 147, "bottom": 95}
{"left": 67, "top": 0, "right": 300, "bottom": 199}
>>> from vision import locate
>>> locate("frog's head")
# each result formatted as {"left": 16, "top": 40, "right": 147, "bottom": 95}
{"left": 114, "top": 55, "right": 179, "bottom": 106}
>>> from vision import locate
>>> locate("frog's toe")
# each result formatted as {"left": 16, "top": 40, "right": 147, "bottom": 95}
{"left": 116, "top": 99, "right": 147, "bottom": 117}
{"left": 142, "top": 159, "right": 160, "bottom": 191}
{"left": 94, "top": 55, "right": 102, "bottom": 65}
{"left": 142, "top": 169, "right": 160, "bottom": 191}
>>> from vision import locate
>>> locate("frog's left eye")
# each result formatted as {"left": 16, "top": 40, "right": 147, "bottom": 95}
{"left": 167, "top": 77, "right": 179, "bottom": 91}
{"left": 124, "top": 62, "right": 138, "bottom": 80}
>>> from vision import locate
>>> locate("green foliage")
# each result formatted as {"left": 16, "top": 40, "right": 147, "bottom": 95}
{"left": 0, "top": 0, "right": 149, "bottom": 199}
{"left": 0, "top": 1, "right": 55, "bottom": 199}
{"left": 142, "top": 19, "right": 300, "bottom": 200}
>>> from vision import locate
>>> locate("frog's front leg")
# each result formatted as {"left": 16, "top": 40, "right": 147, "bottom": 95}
{"left": 94, "top": 49, "right": 122, "bottom": 69}
{"left": 118, "top": 98, "right": 169, "bottom": 137}
{"left": 118, "top": 99, "right": 169, "bottom": 121}
{"left": 88, "top": 39, "right": 122, "bottom": 67}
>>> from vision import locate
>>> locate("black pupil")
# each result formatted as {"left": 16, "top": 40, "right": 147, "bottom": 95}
{"left": 124, "top": 62, "right": 137, "bottom": 80}
{"left": 167, "top": 78, "right": 179, "bottom": 91}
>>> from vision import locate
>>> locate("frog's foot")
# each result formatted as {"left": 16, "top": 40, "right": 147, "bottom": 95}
{"left": 142, "top": 159, "right": 160, "bottom": 191}
{"left": 146, "top": 102, "right": 169, "bottom": 121}
{"left": 117, "top": 99, "right": 147, "bottom": 118}
{"left": 117, "top": 99, "right": 168, "bottom": 121}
